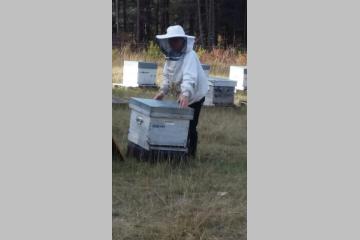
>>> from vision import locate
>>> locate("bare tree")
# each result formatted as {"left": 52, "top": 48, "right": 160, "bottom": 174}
{"left": 197, "top": 0, "right": 204, "bottom": 46}
{"left": 136, "top": 0, "right": 140, "bottom": 42}
{"left": 123, "top": 0, "right": 127, "bottom": 32}
{"left": 145, "top": 0, "right": 152, "bottom": 41}
{"left": 155, "top": 0, "right": 159, "bottom": 34}
{"left": 136, "top": 0, "right": 144, "bottom": 43}
{"left": 208, "top": 0, "right": 215, "bottom": 47}
{"left": 160, "top": 0, "right": 169, "bottom": 33}
{"left": 114, "top": 0, "right": 247, "bottom": 49}
{"left": 115, "top": 0, "right": 119, "bottom": 34}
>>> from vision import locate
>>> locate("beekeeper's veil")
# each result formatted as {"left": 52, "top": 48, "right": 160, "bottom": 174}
{"left": 156, "top": 25, "right": 195, "bottom": 61}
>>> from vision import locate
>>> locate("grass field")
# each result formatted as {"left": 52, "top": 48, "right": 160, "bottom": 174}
{"left": 112, "top": 87, "right": 247, "bottom": 240}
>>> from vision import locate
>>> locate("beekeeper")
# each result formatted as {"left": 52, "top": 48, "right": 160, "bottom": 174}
{"left": 153, "top": 25, "right": 209, "bottom": 157}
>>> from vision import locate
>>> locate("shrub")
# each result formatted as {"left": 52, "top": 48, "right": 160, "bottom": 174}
{"left": 146, "top": 41, "right": 162, "bottom": 60}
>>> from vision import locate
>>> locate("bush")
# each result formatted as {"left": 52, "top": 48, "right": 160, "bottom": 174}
{"left": 196, "top": 46, "right": 207, "bottom": 60}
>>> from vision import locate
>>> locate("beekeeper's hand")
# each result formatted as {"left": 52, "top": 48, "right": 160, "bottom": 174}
{"left": 179, "top": 95, "right": 189, "bottom": 108}
{"left": 153, "top": 92, "right": 165, "bottom": 100}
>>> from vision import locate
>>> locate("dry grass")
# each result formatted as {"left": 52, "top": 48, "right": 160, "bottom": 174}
{"left": 112, "top": 88, "right": 247, "bottom": 240}
{"left": 112, "top": 44, "right": 247, "bottom": 84}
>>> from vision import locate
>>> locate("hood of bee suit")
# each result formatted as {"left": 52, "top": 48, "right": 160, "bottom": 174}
{"left": 156, "top": 25, "right": 195, "bottom": 61}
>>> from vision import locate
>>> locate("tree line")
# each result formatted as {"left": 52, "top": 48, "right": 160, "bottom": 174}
{"left": 113, "top": 0, "right": 247, "bottom": 50}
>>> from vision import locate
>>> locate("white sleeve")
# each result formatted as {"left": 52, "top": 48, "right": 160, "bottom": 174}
{"left": 160, "top": 61, "right": 170, "bottom": 95}
{"left": 181, "top": 53, "right": 198, "bottom": 99}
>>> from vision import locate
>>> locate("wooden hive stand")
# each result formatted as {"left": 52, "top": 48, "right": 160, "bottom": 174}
{"left": 112, "top": 137, "right": 124, "bottom": 161}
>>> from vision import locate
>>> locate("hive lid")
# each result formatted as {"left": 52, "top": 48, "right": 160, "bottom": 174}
{"left": 230, "top": 65, "right": 247, "bottom": 69}
{"left": 124, "top": 60, "right": 157, "bottom": 69}
{"left": 208, "top": 77, "right": 237, "bottom": 87}
{"left": 129, "top": 97, "right": 194, "bottom": 118}
{"left": 138, "top": 62, "right": 157, "bottom": 69}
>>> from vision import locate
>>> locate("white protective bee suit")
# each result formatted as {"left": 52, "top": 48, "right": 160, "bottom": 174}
{"left": 156, "top": 25, "right": 209, "bottom": 105}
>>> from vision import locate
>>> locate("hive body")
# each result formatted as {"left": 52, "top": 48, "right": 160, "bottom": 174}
{"left": 127, "top": 98, "right": 194, "bottom": 160}
{"left": 122, "top": 61, "right": 157, "bottom": 87}
{"left": 204, "top": 77, "right": 237, "bottom": 106}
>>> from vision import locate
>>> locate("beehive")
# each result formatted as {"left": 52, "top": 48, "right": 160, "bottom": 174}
{"left": 229, "top": 66, "right": 247, "bottom": 91}
{"left": 201, "top": 64, "right": 211, "bottom": 77}
{"left": 127, "top": 98, "right": 194, "bottom": 160}
{"left": 204, "top": 77, "right": 237, "bottom": 106}
{"left": 122, "top": 61, "right": 157, "bottom": 87}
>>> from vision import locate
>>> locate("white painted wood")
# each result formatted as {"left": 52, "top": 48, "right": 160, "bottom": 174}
{"left": 129, "top": 98, "right": 193, "bottom": 119}
{"left": 148, "top": 117, "right": 189, "bottom": 147}
{"left": 128, "top": 110, "right": 151, "bottom": 149}
{"left": 208, "top": 77, "right": 237, "bottom": 87}
{"left": 122, "top": 61, "right": 157, "bottom": 87}
{"left": 204, "top": 77, "right": 237, "bottom": 106}
{"left": 129, "top": 103, "right": 193, "bottom": 120}
{"left": 122, "top": 61, "right": 139, "bottom": 87}
{"left": 128, "top": 98, "right": 193, "bottom": 152}
{"left": 204, "top": 84, "right": 214, "bottom": 106}
{"left": 229, "top": 65, "right": 247, "bottom": 91}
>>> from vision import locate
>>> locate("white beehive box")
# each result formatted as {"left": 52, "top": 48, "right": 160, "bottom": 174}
{"left": 229, "top": 66, "right": 247, "bottom": 91}
{"left": 122, "top": 61, "right": 157, "bottom": 87}
{"left": 204, "top": 77, "right": 237, "bottom": 106}
{"left": 201, "top": 64, "right": 211, "bottom": 77}
{"left": 128, "top": 98, "right": 194, "bottom": 153}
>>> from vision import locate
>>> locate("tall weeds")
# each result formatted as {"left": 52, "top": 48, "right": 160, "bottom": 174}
{"left": 113, "top": 43, "right": 247, "bottom": 83}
